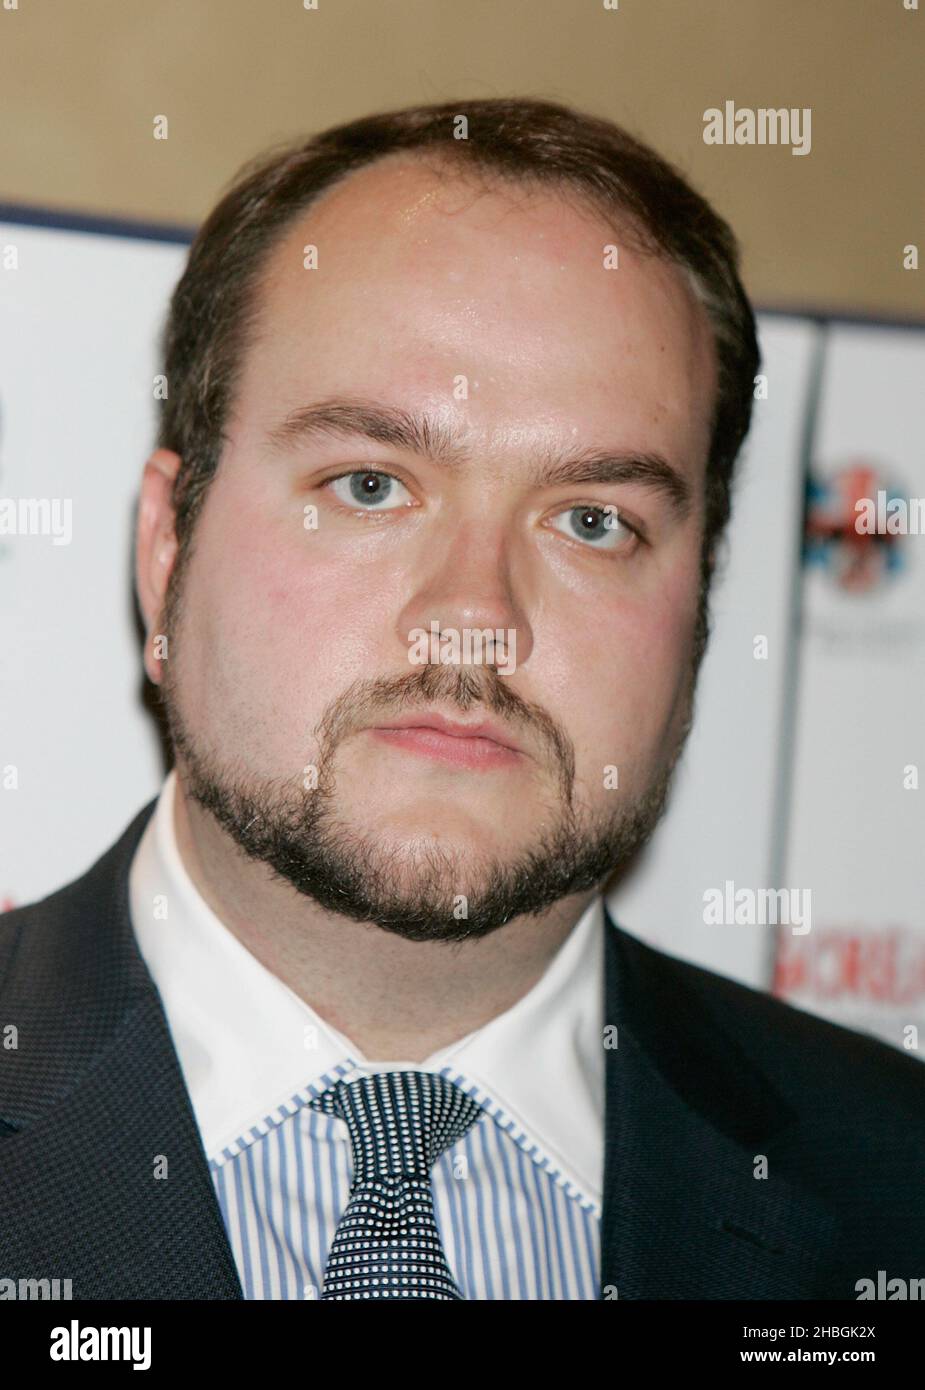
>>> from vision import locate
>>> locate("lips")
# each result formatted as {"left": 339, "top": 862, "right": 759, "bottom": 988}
{"left": 370, "top": 710, "right": 524, "bottom": 755}
{"left": 366, "top": 710, "right": 527, "bottom": 770}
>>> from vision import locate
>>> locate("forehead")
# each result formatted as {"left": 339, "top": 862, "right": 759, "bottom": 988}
{"left": 233, "top": 154, "right": 718, "bottom": 480}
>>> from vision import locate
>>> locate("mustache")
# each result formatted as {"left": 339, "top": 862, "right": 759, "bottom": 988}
{"left": 314, "top": 663, "right": 575, "bottom": 804}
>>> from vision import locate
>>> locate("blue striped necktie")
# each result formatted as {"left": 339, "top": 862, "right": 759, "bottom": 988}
{"left": 309, "top": 1069, "right": 484, "bottom": 1300}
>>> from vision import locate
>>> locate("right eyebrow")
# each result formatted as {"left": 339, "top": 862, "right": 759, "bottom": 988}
{"left": 264, "top": 397, "right": 469, "bottom": 469}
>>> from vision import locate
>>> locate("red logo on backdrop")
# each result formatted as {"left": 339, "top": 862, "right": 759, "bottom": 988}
{"left": 804, "top": 461, "right": 905, "bottom": 593}
{"left": 775, "top": 927, "right": 925, "bottom": 1006}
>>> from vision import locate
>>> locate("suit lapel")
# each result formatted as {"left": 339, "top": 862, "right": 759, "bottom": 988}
{"left": 0, "top": 992, "right": 244, "bottom": 1298}
{"left": 0, "top": 800, "right": 243, "bottom": 1299}
{"left": 599, "top": 905, "right": 842, "bottom": 1299}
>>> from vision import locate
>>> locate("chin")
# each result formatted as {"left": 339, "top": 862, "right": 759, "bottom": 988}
{"left": 369, "top": 820, "right": 517, "bottom": 862}
{"left": 353, "top": 794, "right": 520, "bottom": 839}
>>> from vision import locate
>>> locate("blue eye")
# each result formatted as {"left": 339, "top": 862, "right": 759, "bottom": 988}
{"left": 327, "top": 471, "right": 413, "bottom": 510}
{"left": 550, "top": 504, "right": 637, "bottom": 550}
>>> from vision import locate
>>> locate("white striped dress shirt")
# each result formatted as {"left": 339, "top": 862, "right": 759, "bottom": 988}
{"left": 129, "top": 770, "right": 605, "bottom": 1300}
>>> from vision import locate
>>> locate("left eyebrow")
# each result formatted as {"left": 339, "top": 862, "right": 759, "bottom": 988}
{"left": 531, "top": 447, "right": 694, "bottom": 518}
{"left": 264, "top": 395, "right": 694, "bottom": 519}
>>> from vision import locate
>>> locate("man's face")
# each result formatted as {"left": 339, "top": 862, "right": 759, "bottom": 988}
{"left": 151, "top": 154, "right": 718, "bottom": 941}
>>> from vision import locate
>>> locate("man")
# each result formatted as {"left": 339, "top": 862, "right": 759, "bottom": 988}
{"left": 1, "top": 97, "right": 923, "bottom": 1302}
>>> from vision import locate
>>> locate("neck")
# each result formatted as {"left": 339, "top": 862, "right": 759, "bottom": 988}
{"left": 172, "top": 777, "right": 597, "bottom": 1064}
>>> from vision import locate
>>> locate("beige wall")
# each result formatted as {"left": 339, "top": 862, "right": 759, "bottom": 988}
{"left": 1, "top": 0, "right": 921, "bottom": 318}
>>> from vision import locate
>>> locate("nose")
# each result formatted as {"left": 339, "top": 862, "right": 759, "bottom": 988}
{"left": 395, "top": 517, "right": 533, "bottom": 675}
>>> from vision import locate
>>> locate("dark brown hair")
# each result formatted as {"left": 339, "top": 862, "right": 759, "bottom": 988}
{"left": 157, "top": 97, "right": 760, "bottom": 585}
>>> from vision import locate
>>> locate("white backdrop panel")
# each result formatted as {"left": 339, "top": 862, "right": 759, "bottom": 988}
{"left": 0, "top": 221, "right": 180, "bottom": 903}
{"left": 775, "top": 323, "right": 925, "bottom": 1051}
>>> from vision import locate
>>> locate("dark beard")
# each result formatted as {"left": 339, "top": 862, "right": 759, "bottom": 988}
{"left": 158, "top": 564, "right": 702, "bottom": 944}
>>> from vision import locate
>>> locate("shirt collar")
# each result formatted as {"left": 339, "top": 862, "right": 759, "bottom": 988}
{"left": 129, "top": 769, "right": 605, "bottom": 1210}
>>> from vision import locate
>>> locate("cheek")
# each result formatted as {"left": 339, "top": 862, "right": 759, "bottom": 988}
{"left": 173, "top": 500, "right": 379, "bottom": 749}
{"left": 195, "top": 472, "right": 396, "bottom": 650}
{"left": 546, "top": 564, "right": 699, "bottom": 781}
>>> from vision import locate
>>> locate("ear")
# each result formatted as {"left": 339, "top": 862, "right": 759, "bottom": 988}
{"left": 136, "top": 448, "right": 182, "bottom": 686}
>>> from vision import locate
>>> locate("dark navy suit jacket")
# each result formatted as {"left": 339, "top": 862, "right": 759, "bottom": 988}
{"left": 2, "top": 798, "right": 924, "bottom": 1299}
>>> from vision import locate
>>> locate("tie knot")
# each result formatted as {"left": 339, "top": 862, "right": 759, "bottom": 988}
{"left": 309, "top": 1070, "right": 483, "bottom": 1183}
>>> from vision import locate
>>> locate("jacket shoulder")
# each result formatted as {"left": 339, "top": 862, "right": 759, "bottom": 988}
{"left": 3, "top": 793, "right": 152, "bottom": 915}
{"left": 611, "top": 921, "right": 925, "bottom": 1121}
{"left": 0, "top": 797, "right": 159, "bottom": 1014}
